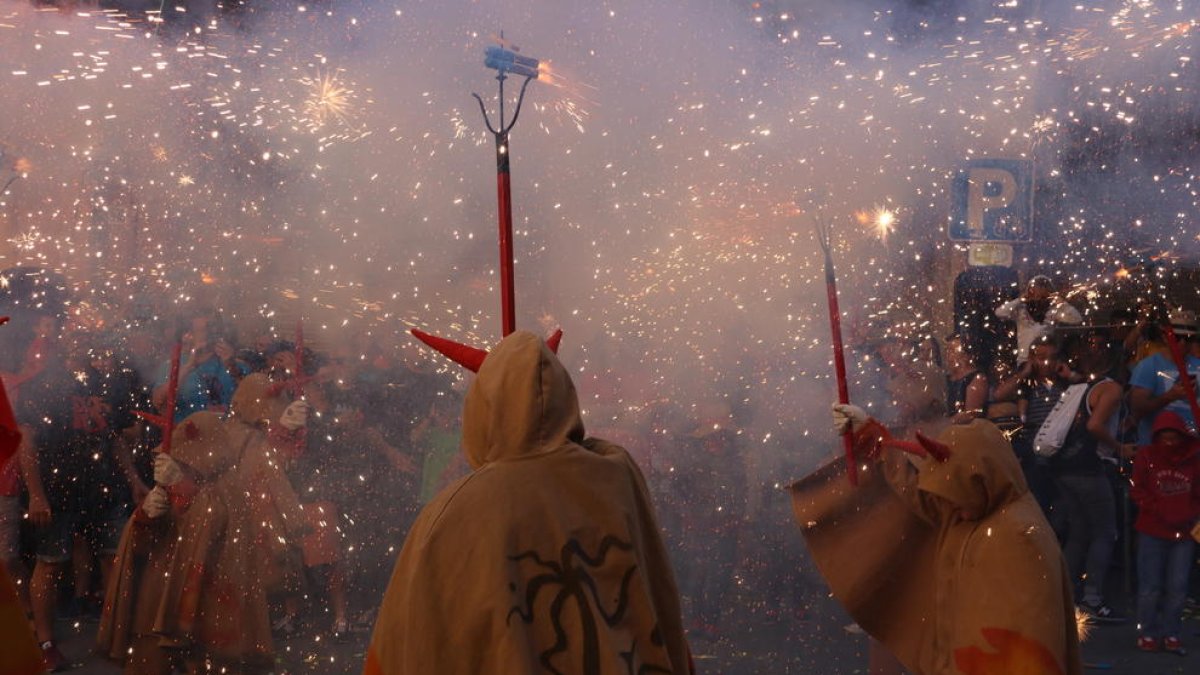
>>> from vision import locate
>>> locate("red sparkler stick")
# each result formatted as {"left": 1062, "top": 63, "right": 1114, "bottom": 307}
{"left": 815, "top": 218, "right": 858, "bottom": 486}
{"left": 136, "top": 339, "right": 183, "bottom": 454}
{"left": 1162, "top": 324, "right": 1200, "bottom": 431}
{"left": 293, "top": 318, "right": 306, "bottom": 399}
{"left": 132, "top": 339, "right": 181, "bottom": 523}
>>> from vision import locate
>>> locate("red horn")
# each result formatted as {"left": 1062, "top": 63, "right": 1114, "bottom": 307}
{"left": 411, "top": 329, "right": 488, "bottom": 373}
{"left": 915, "top": 431, "right": 952, "bottom": 463}
{"left": 883, "top": 439, "right": 929, "bottom": 458}
{"left": 545, "top": 328, "right": 563, "bottom": 354}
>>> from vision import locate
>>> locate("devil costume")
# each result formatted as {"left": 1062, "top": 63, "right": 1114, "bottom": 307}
{"left": 99, "top": 375, "right": 307, "bottom": 673}
{"left": 790, "top": 418, "right": 1082, "bottom": 675}
{"left": 365, "top": 330, "right": 691, "bottom": 675}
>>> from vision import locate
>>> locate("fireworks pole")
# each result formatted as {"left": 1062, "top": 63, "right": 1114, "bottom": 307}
{"left": 1162, "top": 325, "right": 1200, "bottom": 431}
{"left": 130, "top": 338, "right": 182, "bottom": 523}
{"left": 295, "top": 319, "right": 306, "bottom": 397}
{"left": 137, "top": 339, "right": 183, "bottom": 455}
{"left": 814, "top": 217, "right": 858, "bottom": 486}
{"left": 472, "top": 43, "right": 540, "bottom": 337}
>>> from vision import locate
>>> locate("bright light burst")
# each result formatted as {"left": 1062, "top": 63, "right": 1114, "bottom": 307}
{"left": 1075, "top": 607, "right": 1094, "bottom": 643}
{"left": 298, "top": 68, "right": 359, "bottom": 134}
{"left": 855, "top": 205, "right": 897, "bottom": 242}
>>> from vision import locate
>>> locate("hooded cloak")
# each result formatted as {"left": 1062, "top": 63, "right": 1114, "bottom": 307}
{"left": 99, "top": 374, "right": 307, "bottom": 672}
{"left": 151, "top": 387, "right": 307, "bottom": 668}
{"left": 365, "top": 331, "right": 691, "bottom": 675}
{"left": 791, "top": 419, "right": 1082, "bottom": 675}
{"left": 96, "top": 501, "right": 173, "bottom": 666}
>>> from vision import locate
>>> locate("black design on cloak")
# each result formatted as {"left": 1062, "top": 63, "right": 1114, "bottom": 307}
{"left": 508, "top": 535, "right": 670, "bottom": 675}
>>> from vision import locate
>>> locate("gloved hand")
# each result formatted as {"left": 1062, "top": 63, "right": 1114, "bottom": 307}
{"left": 279, "top": 400, "right": 312, "bottom": 431}
{"left": 142, "top": 486, "right": 170, "bottom": 519}
{"left": 153, "top": 453, "right": 184, "bottom": 487}
{"left": 832, "top": 403, "right": 869, "bottom": 435}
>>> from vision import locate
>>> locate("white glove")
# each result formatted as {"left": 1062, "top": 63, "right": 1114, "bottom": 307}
{"left": 279, "top": 400, "right": 312, "bottom": 431}
{"left": 832, "top": 403, "right": 869, "bottom": 435}
{"left": 153, "top": 453, "right": 183, "bottom": 487}
{"left": 142, "top": 486, "right": 170, "bottom": 519}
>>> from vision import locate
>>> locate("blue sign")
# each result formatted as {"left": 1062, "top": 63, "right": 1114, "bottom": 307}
{"left": 949, "top": 158, "right": 1033, "bottom": 242}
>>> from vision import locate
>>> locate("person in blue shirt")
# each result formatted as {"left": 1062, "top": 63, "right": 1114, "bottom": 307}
{"left": 1129, "top": 309, "right": 1200, "bottom": 444}
{"left": 152, "top": 315, "right": 240, "bottom": 423}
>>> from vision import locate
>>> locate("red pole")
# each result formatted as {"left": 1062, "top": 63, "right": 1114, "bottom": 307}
{"left": 132, "top": 339, "right": 182, "bottom": 523}
{"left": 135, "top": 340, "right": 183, "bottom": 454}
{"left": 496, "top": 131, "right": 516, "bottom": 337}
{"left": 1163, "top": 324, "right": 1200, "bottom": 429}
{"left": 816, "top": 221, "right": 858, "bottom": 486}
{"left": 161, "top": 340, "right": 182, "bottom": 453}
{"left": 294, "top": 318, "right": 306, "bottom": 399}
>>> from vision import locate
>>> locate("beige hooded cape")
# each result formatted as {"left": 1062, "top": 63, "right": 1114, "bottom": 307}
{"left": 365, "top": 331, "right": 691, "bottom": 675}
{"left": 99, "top": 379, "right": 307, "bottom": 671}
{"left": 791, "top": 419, "right": 1082, "bottom": 675}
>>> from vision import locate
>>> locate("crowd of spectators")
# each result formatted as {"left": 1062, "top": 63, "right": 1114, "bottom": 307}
{"left": 873, "top": 271, "right": 1200, "bottom": 656}
{"left": 0, "top": 270, "right": 464, "bottom": 671}
{"left": 1, "top": 264, "right": 1197, "bottom": 670}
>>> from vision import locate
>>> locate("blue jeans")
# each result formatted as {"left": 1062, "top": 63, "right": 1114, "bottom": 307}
{"left": 1136, "top": 533, "right": 1196, "bottom": 639}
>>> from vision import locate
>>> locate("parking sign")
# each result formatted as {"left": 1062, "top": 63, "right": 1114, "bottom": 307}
{"left": 949, "top": 158, "right": 1033, "bottom": 242}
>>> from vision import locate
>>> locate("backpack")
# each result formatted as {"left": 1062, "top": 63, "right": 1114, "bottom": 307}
{"left": 1032, "top": 383, "right": 1088, "bottom": 458}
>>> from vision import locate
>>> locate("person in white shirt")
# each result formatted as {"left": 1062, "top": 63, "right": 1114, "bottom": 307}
{"left": 996, "top": 275, "right": 1083, "bottom": 364}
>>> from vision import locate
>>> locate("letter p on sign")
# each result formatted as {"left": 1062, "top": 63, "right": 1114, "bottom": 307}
{"left": 949, "top": 159, "right": 1032, "bottom": 243}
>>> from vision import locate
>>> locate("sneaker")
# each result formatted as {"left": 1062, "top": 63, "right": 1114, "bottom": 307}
{"left": 1079, "top": 601, "right": 1126, "bottom": 624}
{"left": 40, "top": 641, "right": 68, "bottom": 672}
{"left": 1163, "top": 636, "right": 1186, "bottom": 655}
{"left": 1136, "top": 635, "right": 1159, "bottom": 652}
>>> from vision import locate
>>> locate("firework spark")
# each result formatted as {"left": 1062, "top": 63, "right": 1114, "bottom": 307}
{"left": 1075, "top": 607, "right": 1094, "bottom": 643}
{"left": 856, "top": 205, "right": 897, "bottom": 242}
{"left": 298, "top": 69, "right": 359, "bottom": 134}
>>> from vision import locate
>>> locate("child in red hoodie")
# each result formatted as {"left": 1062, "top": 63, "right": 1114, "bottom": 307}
{"left": 1130, "top": 411, "right": 1200, "bottom": 654}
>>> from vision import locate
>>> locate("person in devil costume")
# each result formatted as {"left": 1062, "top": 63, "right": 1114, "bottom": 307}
{"left": 364, "top": 329, "right": 692, "bottom": 675}
{"left": 790, "top": 404, "right": 1082, "bottom": 675}
{"left": 98, "top": 374, "right": 309, "bottom": 674}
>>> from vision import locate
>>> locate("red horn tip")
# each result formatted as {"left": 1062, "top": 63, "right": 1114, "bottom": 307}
{"left": 545, "top": 328, "right": 563, "bottom": 354}
{"left": 884, "top": 439, "right": 927, "bottom": 458}
{"left": 411, "top": 328, "right": 488, "bottom": 373}
{"left": 915, "top": 431, "right": 952, "bottom": 463}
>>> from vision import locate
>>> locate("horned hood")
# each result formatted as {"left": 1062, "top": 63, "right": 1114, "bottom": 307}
{"left": 230, "top": 372, "right": 288, "bottom": 429}
{"left": 917, "top": 419, "right": 1028, "bottom": 520}
{"left": 461, "top": 330, "right": 585, "bottom": 468}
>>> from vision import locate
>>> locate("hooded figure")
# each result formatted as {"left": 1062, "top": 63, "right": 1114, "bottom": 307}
{"left": 791, "top": 409, "right": 1082, "bottom": 675}
{"left": 98, "top": 412, "right": 237, "bottom": 673}
{"left": 365, "top": 331, "right": 691, "bottom": 675}
{"left": 156, "top": 386, "right": 308, "bottom": 672}
{"left": 99, "top": 374, "right": 308, "bottom": 674}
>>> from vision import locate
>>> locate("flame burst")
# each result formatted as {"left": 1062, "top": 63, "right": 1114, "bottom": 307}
{"left": 299, "top": 69, "right": 358, "bottom": 134}
{"left": 1074, "top": 607, "right": 1094, "bottom": 643}
{"left": 856, "top": 205, "right": 897, "bottom": 242}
